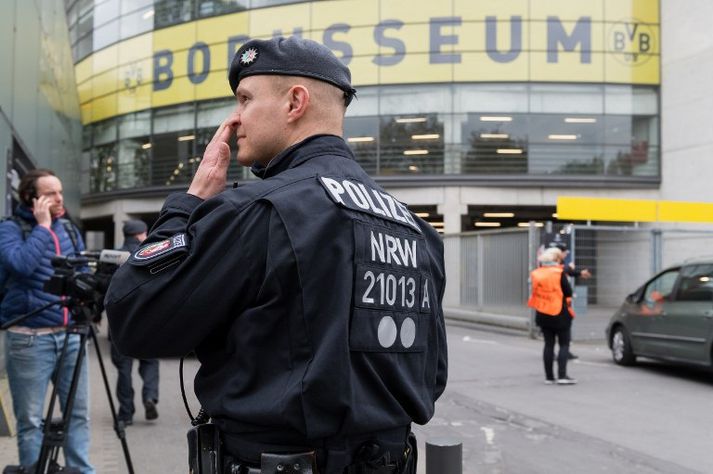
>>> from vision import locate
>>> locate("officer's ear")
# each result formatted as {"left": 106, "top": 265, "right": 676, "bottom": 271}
{"left": 286, "top": 84, "right": 310, "bottom": 123}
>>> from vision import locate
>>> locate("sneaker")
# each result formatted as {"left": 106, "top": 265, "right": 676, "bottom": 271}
{"left": 567, "top": 352, "right": 579, "bottom": 360}
{"left": 144, "top": 400, "right": 159, "bottom": 420}
{"left": 118, "top": 417, "right": 133, "bottom": 427}
{"left": 556, "top": 376, "right": 578, "bottom": 385}
{"left": 544, "top": 378, "right": 556, "bottom": 385}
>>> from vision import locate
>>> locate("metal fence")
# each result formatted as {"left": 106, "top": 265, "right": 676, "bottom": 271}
{"left": 443, "top": 224, "right": 713, "bottom": 339}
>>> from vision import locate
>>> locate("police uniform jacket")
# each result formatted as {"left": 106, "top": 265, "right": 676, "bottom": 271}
{"left": 0, "top": 205, "right": 85, "bottom": 327}
{"left": 105, "top": 134, "right": 448, "bottom": 463}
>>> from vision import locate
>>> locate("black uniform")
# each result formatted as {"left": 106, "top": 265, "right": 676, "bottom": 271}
{"left": 105, "top": 135, "right": 448, "bottom": 471}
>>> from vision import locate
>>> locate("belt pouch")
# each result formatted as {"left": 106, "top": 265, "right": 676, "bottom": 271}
{"left": 188, "top": 423, "right": 222, "bottom": 474}
{"left": 261, "top": 451, "right": 317, "bottom": 474}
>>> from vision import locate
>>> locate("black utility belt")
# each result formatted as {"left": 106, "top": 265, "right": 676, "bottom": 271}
{"left": 188, "top": 423, "right": 317, "bottom": 474}
{"left": 187, "top": 423, "right": 411, "bottom": 474}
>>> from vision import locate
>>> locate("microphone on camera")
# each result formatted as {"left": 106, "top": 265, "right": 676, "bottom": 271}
{"left": 80, "top": 250, "right": 131, "bottom": 266}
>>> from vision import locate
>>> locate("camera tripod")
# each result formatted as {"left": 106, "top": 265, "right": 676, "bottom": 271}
{"left": 1, "top": 299, "right": 135, "bottom": 474}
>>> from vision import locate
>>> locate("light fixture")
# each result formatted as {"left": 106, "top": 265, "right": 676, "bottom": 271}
{"left": 430, "top": 222, "right": 444, "bottom": 227}
{"left": 564, "top": 117, "right": 597, "bottom": 123}
{"left": 178, "top": 162, "right": 184, "bottom": 169}
{"left": 517, "top": 222, "right": 544, "bottom": 227}
{"left": 142, "top": 9, "right": 155, "bottom": 20}
{"left": 480, "top": 116, "right": 512, "bottom": 122}
{"left": 411, "top": 134, "right": 440, "bottom": 140}
{"left": 548, "top": 134, "right": 578, "bottom": 140}
{"left": 173, "top": 169, "right": 180, "bottom": 175}
{"left": 415, "top": 212, "right": 430, "bottom": 218}
{"left": 475, "top": 222, "right": 501, "bottom": 227}
{"left": 403, "top": 150, "right": 429, "bottom": 155}
{"left": 177, "top": 134, "right": 195, "bottom": 141}
{"left": 396, "top": 117, "right": 427, "bottom": 123}
{"left": 483, "top": 212, "right": 514, "bottom": 218}
{"left": 552, "top": 213, "right": 559, "bottom": 218}
{"left": 141, "top": 143, "right": 152, "bottom": 149}
{"left": 496, "top": 148, "right": 523, "bottom": 154}
{"left": 480, "top": 133, "right": 509, "bottom": 139}
{"left": 408, "top": 165, "right": 420, "bottom": 172}
{"left": 700, "top": 276, "right": 711, "bottom": 282}
{"left": 347, "top": 136, "right": 375, "bottom": 143}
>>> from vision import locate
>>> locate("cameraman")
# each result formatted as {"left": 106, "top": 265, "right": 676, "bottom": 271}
{"left": 0, "top": 169, "right": 95, "bottom": 473}
{"left": 110, "top": 219, "right": 159, "bottom": 426}
{"left": 106, "top": 37, "right": 447, "bottom": 473}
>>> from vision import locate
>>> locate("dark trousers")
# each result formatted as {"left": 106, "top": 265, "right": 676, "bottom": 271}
{"left": 541, "top": 326, "right": 571, "bottom": 379}
{"left": 110, "top": 341, "right": 159, "bottom": 420}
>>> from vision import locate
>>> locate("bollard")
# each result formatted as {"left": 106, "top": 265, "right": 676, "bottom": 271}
{"left": 426, "top": 437, "right": 462, "bottom": 474}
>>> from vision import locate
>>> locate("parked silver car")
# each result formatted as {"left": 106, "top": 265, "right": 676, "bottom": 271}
{"left": 606, "top": 260, "right": 713, "bottom": 367}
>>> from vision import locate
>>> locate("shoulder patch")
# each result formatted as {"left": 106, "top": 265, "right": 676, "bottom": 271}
{"left": 130, "top": 233, "right": 188, "bottom": 267}
{"left": 318, "top": 175, "right": 422, "bottom": 233}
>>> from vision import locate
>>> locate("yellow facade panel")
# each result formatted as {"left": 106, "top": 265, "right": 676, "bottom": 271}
{"left": 557, "top": 196, "right": 658, "bottom": 222}
{"left": 152, "top": 75, "right": 196, "bottom": 108}
{"left": 153, "top": 22, "right": 197, "bottom": 54}
{"left": 454, "top": 0, "right": 527, "bottom": 21}
{"left": 195, "top": 11, "right": 248, "bottom": 46}
{"left": 248, "top": 3, "right": 311, "bottom": 39}
{"left": 605, "top": 0, "right": 660, "bottom": 24}
{"left": 530, "top": 52, "right": 605, "bottom": 83}
{"left": 118, "top": 33, "right": 153, "bottom": 67}
{"left": 605, "top": 53, "right": 659, "bottom": 84}
{"left": 91, "top": 93, "right": 119, "bottom": 123}
{"left": 348, "top": 55, "right": 380, "bottom": 87}
{"left": 117, "top": 83, "right": 152, "bottom": 116}
{"left": 92, "top": 44, "right": 118, "bottom": 75}
{"left": 378, "top": 52, "right": 453, "bottom": 85}
{"left": 92, "top": 69, "right": 119, "bottom": 97}
{"left": 530, "top": 0, "right": 604, "bottom": 22}
{"left": 75, "top": 58, "right": 92, "bottom": 84}
{"left": 312, "top": 0, "right": 378, "bottom": 29}
{"left": 380, "top": 0, "right": 453, "bottom": 23}
{"left": 80, "top": 103, "right": 92, "bottom": 125}
{"left": 454, "top": 52, "right": 528, "bottom": 82}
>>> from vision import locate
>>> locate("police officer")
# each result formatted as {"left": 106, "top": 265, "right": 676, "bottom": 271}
{"left": 105, "top": 36, "right": 448, "bottom": 473}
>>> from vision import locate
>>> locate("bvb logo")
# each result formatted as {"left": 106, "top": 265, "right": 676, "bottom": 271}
{"left": 608, "top": 18, "right": 656, "bottom": 66}
{"left": 123, "top": 62, "right": 144, "bottom": 93}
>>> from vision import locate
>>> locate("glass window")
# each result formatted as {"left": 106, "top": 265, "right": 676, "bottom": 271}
{"left": 93, "top": 19, "right": 119, "bottom": 50}
{"left": 120, "top": 6, "right": 155, "bottom": 39}
{"left": 93, "top": 119, "right": 117, "bottom": 146}
{"left": 122, "top": 0, "right": 154, "bottom": 15}
{"left": 380, "top": 114, "right": 444, "bottom": 175}
{"left": 461, "top": 113, "right": 528, "bottom": 174}
{"left": 644, "top": 270, "right": 680, "bottom": 303}
{"left": 529, "top": 114, "right": 604, "bottom": 175}
{"left": 344, "top": 116, "right": 379, "bottom": 175}
{"left": 154, "top": 0, "right": 196, "bottom": 28}
{"left": 93, "top": 0, "right": 119, "bottom": 28}
{"left": 76, "top": 35, "right": 93, "bottom": 61}
{"left": 152, "top": 105, "right": 196, "bottom": 186}
{"left": 196, "top": 0, "right": 248, "bottom": 18}
{"left": 117, "top": 112, "right": 151, "bottom": 189}
{"left": 91, "top": 144, "right": 117, "bottom": 192}
{"left": 676, "top": 265, "right": 713, "bottom": 302}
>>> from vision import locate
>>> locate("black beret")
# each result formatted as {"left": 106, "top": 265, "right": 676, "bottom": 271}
{"left": 229, "top": 36, "right": 356, "bottom": 106}
{"left": 122, "top": 219, "right": 147, "bottom": 236}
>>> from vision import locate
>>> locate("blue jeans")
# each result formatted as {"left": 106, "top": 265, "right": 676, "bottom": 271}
{"left": 5, "top": 331, "right": 95, "bottom": 474}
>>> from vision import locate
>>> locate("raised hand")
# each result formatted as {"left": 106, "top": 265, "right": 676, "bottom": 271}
{"left": 32, "top": 196, "right": 52, "bottom": 229}
{"left": 187, "top": 117, "right": 237, "bottom": 200}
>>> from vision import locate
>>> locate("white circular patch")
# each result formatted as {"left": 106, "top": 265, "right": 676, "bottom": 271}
{"left": 377, "top": 316, "right": 398, "bottom": 348}
{"left": 400, "top": 317, "right": 416, "bottom": 348}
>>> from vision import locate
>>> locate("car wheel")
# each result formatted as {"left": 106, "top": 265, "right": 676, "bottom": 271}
{"left": 611, "top": 327, "right": 636, "bottom": 366}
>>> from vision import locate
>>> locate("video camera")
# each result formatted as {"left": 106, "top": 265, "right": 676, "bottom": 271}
{"left": 44, "top": 250, "right": 130, "bottom": 320}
